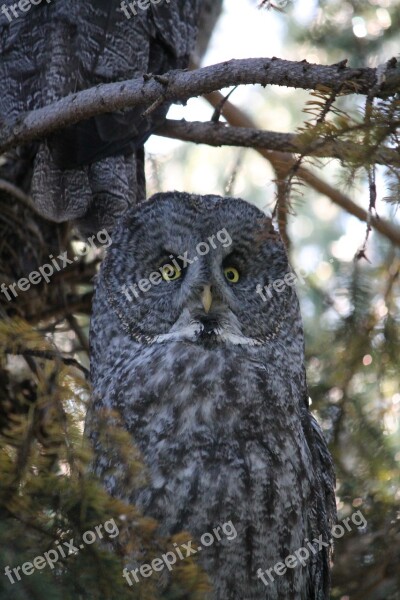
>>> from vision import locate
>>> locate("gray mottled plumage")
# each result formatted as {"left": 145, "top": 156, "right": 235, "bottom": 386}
{"left": 0, "top": 0, "right": 206, "bottom": 233}
{"left": 87, "top": 192, "right": 336, "bottom": 599}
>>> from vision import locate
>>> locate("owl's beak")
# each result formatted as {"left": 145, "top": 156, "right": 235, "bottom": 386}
{"left": 201, "top": 285, "right": 213, "bottom": 314}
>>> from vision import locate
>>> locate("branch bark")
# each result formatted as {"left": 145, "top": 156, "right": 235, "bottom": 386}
{"left": 0, "top": 57, "right": 399, "bottom": 155}
{"left": 156, "top": 119, "right": 399, "bottom": 166}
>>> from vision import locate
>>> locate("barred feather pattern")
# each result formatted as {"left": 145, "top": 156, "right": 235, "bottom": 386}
{"left": 87, "top": 192, "right": 336, "bottom": 599}
{"left": 0, "top": 0, "right": 202, "bottom": 234}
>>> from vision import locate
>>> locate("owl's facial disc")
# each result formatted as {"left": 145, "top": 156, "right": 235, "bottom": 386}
{"left": 103, "top": 193, "right": 297, "bottom": 347}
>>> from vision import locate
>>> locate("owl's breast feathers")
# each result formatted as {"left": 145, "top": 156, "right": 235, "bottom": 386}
{"left": 88, "top": 338, "right": 335, "bottom": 600}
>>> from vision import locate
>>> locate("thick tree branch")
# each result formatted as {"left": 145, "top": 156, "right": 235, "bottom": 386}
{"left": 0, "top": 57, "right": 399, "bottom": 155}
{"left": 202, "top": 91, "right": 400, "bottom": 248}
{"left": 156, "top": 119, "right": 399, "bottom": 166}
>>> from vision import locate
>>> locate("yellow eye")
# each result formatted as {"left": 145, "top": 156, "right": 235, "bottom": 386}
{"left": 224, "top": 267, "right": 240, "bottom": 283}
{"left": 161, "top": 264, "right": 181, "bottom": 281}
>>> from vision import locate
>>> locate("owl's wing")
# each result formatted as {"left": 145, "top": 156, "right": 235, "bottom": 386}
{"left": 303, "top": 408, "right": 337, "bottom": 599}
{"left": 0, "top": 0, "right": 202, "bottom": 234}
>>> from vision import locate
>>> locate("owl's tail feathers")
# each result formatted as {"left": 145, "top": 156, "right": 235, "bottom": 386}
{"left": 28, "top": 142, "right": 143, "bottom": 238}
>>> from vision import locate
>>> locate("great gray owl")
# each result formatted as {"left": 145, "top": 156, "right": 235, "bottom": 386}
{"left": 87, "top": 191, "right": 336, "bottom": 600}
{"left": 0, "top": 0, "right": 220, "bottom": 234}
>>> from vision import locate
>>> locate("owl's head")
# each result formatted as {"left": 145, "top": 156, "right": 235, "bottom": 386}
{"left": 101, "top": 192, "right": 300, "bottom": 347}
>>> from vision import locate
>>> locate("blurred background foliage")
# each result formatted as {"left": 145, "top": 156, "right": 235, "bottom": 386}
{"left": 0, "top": 0, "right": 399, "bottom": 598}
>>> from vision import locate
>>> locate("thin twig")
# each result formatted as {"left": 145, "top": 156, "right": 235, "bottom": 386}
{"left": 5, "top": 348, "right": 90, "bottom": 380}
{"left": 0, "top": 179, "right": 41, "bottom": 215}
{"left": 201, "top": 91, "right": 400, "bottom": 247}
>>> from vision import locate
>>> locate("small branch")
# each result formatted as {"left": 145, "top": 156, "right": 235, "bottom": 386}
{"left": 156, "top": 119, "right": 400, "bottom": 166}
{"left": 27, "top": 293, "right": 93, "bottom": 324}
{"left": 297, "top": 167, "right": 400, "bottom": 247}
{"left": 0, "top": 57, "right": 399, "bottom": 155}
{"left": 0, "top": 179, "right": 41, "bottom": 214}
{"left": 274, "top": 169, "right": 291, "bottom": 249}
{"left": 202, "top": 91, "right": 400, "bottom": 247}
{"left": 66, "top": 314, "right": 89, "bottom": 354}
{"left": 5, "top": 347, "right": 89, "bottom": 379}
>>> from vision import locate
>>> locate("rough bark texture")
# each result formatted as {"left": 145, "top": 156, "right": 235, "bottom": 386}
{"left": 1, "top": 57, "right": 399, "bottom": 158}
{"left": 156, "top": 119, "right": 400, "bottom": 166}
